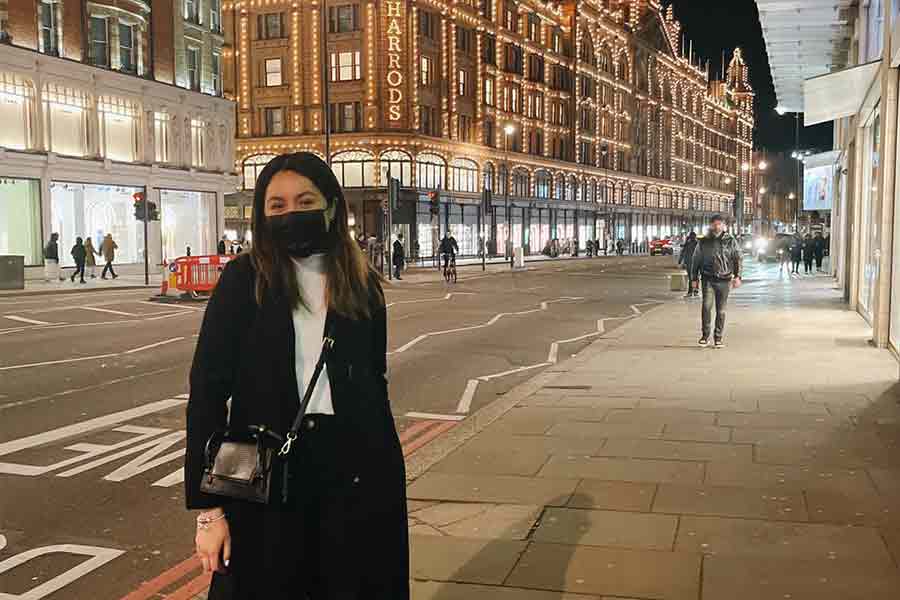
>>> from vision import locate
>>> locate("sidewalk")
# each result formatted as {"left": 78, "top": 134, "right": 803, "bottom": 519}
{"left": 0, "top": 273, "right": 161, "bottom": 297}
{"left": 406, "top": 273, "right": 900, "bottom": 599}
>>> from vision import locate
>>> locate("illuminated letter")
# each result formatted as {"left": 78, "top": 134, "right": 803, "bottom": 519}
{"left": 387, "top": 71, "right": 404, "bottom": 87}
{"left": 389, "top": 104, "right": 402, "bottom": 121}
{"left": 387, "top": 18, "right": 402, "bottom": 36}
{"left": 389, "top": 36, "right": 401, "bottom": 53}
{"left": 386, "top": 0, "right": 401, "bottom": 17}
{"left": 388, "top": 54, "right": 401, "bottom": 70}
{"left": 389, "top": 88, "right": 403, "bottom": 103}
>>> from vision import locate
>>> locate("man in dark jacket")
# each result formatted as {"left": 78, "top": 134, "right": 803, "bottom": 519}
{"left": 679, "top": 231, "right": 699, "bottom": 298}
{"left": 217, "top": 235, "right": 227, "bottom": 255}
{"left": 813, "top": 232, "right": 826, "bottom": 271}
{"left": 690, "top": 215, "right": 742, "bottom": 348}
{"left": 392, "top": 233, "right": 405, "bottom": 280}
{"left": 44, "top": 232, "right": 60, "bottom": 282}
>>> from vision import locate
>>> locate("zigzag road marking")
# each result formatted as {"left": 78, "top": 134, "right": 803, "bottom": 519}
{"left": 385, "top": 292, "right": 475, "bottom": 308}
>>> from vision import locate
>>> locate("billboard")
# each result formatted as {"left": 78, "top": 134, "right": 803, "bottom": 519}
{"left": 802, "top": 152, "right": 839, "bottom": 212}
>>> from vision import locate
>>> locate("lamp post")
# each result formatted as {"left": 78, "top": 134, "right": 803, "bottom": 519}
{"left": 504, "top": 123, "right": 516, "bottom": 265}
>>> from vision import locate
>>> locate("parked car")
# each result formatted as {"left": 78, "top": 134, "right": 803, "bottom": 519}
{"left": 649, "top": 238, "right": 674, "bottom": 256}
{"left": 755, "top": 233, "right": 793, "bottom": 262}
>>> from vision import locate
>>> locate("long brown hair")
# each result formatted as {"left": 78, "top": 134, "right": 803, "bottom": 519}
{"left": 249, "top": 152, "right": 381, "bottom": 319}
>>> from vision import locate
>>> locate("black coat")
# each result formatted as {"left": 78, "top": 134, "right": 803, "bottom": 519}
{"left": 185, "top": 254, "right": 408, "bottom": 599}
{"left": 392, "top": 239, "right": 405, "bottom": 266}
{"left": 71, "top": 244, "right": 86, "bottom": 265}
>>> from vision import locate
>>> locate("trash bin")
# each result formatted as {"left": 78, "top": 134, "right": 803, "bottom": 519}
{"left": 0, "top": 255, "right": 25, "bottom": 290}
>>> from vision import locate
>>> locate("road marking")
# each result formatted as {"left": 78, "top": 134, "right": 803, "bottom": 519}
{"left": 0, "top": 310, "right": 196, "bottom": 337}
{"left": 0, "top": 544, "right": 125, "bottom": 600}
{"left": 0, "top": 398, "right": 186, "bottom": 458}
{"left": 0, "top": 352, "right": 120, "bottom": 371}
{"left": 479, "top": 362, "right": 551, "bottom": 381}
{"left": 404, "top": 411, "right": 466, "bottom": 421}
{"left": 118, "top": 556, "right": 201, "bottom": 600}
{"left": 79, "top": 305, "right": 139, "bottom": 317}
{"left": 402, "top": 421, "right": 457, "bottom": 457}
{"left": 387, "top": 296, "right": 584, "bottom": 355}
{"left": 166, "top": 572, "right": 213, "bottom": 600}
{"left": 3, "top": 314, "right": 52, "bottom": 325}
{"left": 398, "top": 419, "right": 439, "bottom": 445}
{"left": 385, "top": 292, "right": 475, "bottom": 308}
{"left": 455, "top": 379, "right": 480, "bottom": 413}
{"left": 135, "top": 300, "right": 207, "bottom": 311}
{"left": 124, "top": 337, "right": 185, "bottom": 354}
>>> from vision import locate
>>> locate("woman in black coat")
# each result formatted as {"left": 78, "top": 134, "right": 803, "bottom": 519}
{"left": 802, "top": 234, "right": 815, "bottom": 274}
{"left": 184, "top": 153, "right": 409, "bottom": 599}
{"left": 790, "top": 235, "right": 803, "bottom": 274}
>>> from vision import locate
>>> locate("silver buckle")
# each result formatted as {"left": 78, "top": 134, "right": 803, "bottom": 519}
{"left": 279, "top": 432, "right": 297, "bottom": 457}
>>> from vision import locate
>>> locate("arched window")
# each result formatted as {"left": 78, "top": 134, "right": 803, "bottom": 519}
{"left": 568, "top": 175, "right": 578, "bottom": 202}
{"left": 379, "top": 150, "right": 412, "bottom": 186}
{"left": 598, "top": 47, "right": 613, "bottom": 75}
{"left": 242, "top": 154, "right": 277, "bottom": 190}
{"left": 535, "top": 170, "right": 551, "bottom": 199}
{"left": 483, "top": 163, "right": 495, "bottom": 191}
{"left": 449, "top": 158, "right": 479, "bottom": 192}
{"left": 580, "top": 33, "right": 595, "bottom": 66}
{"left": 512, "top": 169, "right": 530, "bottom": 197}
{"left": 416, "top": 152, "right": 446, "bottom": 189}
{"left": 553, "top": 175, "right": 565, "bottom": 200}
{"left": 331, "top": 150, "right": 375, "bottom": 187}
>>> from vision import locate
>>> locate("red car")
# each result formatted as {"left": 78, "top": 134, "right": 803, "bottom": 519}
{"left": 649, "top": 238, "right": 674, "bottom": 256}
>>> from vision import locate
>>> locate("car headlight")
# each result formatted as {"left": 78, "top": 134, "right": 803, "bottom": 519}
{"left": 743, "top": 241, "right": 752, "bottom": 250}
{"left": 755, "top": 239, "right": 768, "bottom": 250}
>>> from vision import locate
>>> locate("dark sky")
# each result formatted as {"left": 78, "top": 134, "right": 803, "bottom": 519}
{"left": 668, "top": 0, "right": 833, "bottom": 153}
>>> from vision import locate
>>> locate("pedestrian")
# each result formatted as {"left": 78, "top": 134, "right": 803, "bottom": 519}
{"left": 689, "top": 215, "right": 742, "bottom": 349}
{"left": 813, "top": 231, "right": 826, "bottom": 271}
{"left": 616, "top": 239, "right": 625, "bottom": 256}
{"left": 392, "top": 232, "right": 405, "bottom": 280}
{"left": 69, "top": 237, "right": 87, "bottom": 283}
{"left": 100, "top": 233, "right": 118, "bottom": 279}
{"left": 802, "top": 233, "right": 815, "bottom": 274}
{"left": 790, "top": 234, "right": 803, "bottom": 274}
{"left": 217, "top": 235, "right": 227, "bottom": 255}
{"left": 83, "top": 236, "right": 99, "bottom": 278}
{"left": 43, "top": 232, "right": 60, "bottom": 282}
{"left": 184, "top": 152, "right": 408, "bottom": 600}
{"left": 679, "top": 231, "right": 699, "bottom": 298}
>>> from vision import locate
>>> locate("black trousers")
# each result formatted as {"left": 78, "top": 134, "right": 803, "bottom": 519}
{"left": 804, "top": 257, "right": 813, "bottom": 273}
{"left": 102, "top": 260, "right": 116, "bottom": 278}
{"left": 71, "top": 261, "right": 85, "bottom": 282}
{"left": 815, "top": 253, "right": 824, "bottom": 269}
{"left": 701, "top": 277, "right": 731, "bottom": 341}
{"left": 791, "top": 259, "right": 801, "bottom": 273}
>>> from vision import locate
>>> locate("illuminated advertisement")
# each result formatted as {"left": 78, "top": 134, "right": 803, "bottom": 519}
{"left": 803, "top": 164, "right": 834, "bottom": 211}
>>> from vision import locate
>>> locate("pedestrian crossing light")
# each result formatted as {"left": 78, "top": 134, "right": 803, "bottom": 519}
{"left": 428, "top": 191, "right": 440, "bottom": 216}
{"left": 132, "top": 193, "right": 159, "bottom": 221}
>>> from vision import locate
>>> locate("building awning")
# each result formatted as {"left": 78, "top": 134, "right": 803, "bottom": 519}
{"left": 755, "top": 0, "right": 854, "bottom": 113}
{"left": 803, "top": 61, "right": 882, "bottom": 126}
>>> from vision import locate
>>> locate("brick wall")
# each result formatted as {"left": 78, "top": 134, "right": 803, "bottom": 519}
{"left": 7, "top": 0, "right": 36, "bottom": 49}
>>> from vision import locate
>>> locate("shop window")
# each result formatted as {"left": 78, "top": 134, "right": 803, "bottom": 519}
{"left": 98, "top": 96, "right": 138, "bottom": 162}
{"left": 160, "top": 189, "right": 215, "bottom": 261}
{"left": 118, "top": 23, "right": 136, "bottom": 73}
{"left": 331, "top": 150, "right": 375, "bottom": 187}
{"left": 0, "top": 177, "right": 42, "bottom": 265}
{"left": 50, "top": 182, "right": 146, "bottom": 267}
{"left": 89, "top": 16, "right": 109, "bottom": 68}
{"left": 416, "top": 153, "right": 446, "bottom": 189}
{"left": 154, "top": 112, "right": 170, "bottom": 163}
{"left": 265, "top": 107, "right": 284, "bottom": 135}
{"left": 242, "top": 154, "right": 277, "bottom": 190}
{"left": 0, "top": 73, "right": 34, "bottom": 150}
{"left": 191, "top": 119, "right": 205, "bottom": 167}
{"left": 330, "top": 51, "right": 361, "bottom": 81}
{"left": 329, "top": 4, "right": 359, "bottom": 33}
{"left": 43, "top": 83, "right": 89, "bottom": 157}
{"left": 187, "top": 47, "right": 201, "bottom": 90}
{"left": 535, "top": 172, "right": 551, "bottom": 198}
{"left": 39, "top": 0, "right": 60, "bottom": 56}
{"left": 258, "top": 13, "right": 283, "bottom": 39}
{"left": 380, "top": 150, "right": 412, "bottom": 186}
{"left": 265, "top": 58, "right": 282, "bottom": 86}
{"left": 449, "top": 158, "right": 478, "bottom": 192}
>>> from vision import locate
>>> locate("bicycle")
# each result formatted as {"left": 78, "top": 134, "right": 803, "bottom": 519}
{"left": 442, "top": 253, "right": 457, "bottom": 284}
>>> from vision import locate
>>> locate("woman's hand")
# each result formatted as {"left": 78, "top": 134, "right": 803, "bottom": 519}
{"left": 195, "top": 509, "right": 231, "bottom": 574}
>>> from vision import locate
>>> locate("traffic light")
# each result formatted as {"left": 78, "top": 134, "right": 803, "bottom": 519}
{"left": 388, "top": 176, "right": 401, "bottom": 211}
{"left": 133, "top": 193, "right": 159, "bottom": 221}
{"left": 428, "top": 191, "right": 440, "bottom": 216}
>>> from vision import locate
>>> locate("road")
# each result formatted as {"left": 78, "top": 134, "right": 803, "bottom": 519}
{"left": 0, "top": 255, "right": 685, "bottom": 599}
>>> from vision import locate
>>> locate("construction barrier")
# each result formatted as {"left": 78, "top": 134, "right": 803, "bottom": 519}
{"left": 160, "top": 255, "right": 231, "bottom": 297}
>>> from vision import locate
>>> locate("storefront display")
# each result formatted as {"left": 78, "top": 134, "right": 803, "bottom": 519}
{"left": 0, "top": 177, "right": 42, "bottom": 265}
{"left": 859, "top": 110, "right": 880, "bottom": 321}
{"left": 159, "top": 189, "right": 216, "bottom": 261}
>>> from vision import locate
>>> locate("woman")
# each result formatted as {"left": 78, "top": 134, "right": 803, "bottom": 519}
{"left": 70, "top": 237, "right": 87, "bottom": 284}
{"left": 184, "top": 153, "right": 408, "bottom": 599}
{"left": 83, "top": 237, "right": 99, "bottom": 278}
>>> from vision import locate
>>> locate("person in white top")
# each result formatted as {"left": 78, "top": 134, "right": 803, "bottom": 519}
{"left": 186, "top": 152, "right": 408, "bottom": 599}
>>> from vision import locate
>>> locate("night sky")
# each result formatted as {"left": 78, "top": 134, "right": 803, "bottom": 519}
{"left": 669, "top": 0, "right": 833, "bottom": 153}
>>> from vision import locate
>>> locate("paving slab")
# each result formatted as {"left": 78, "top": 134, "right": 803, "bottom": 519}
{"left": 702, "top": 555, "right": 900, "bottom": 600}
{"left": 505, "top": 543, "right": 701, "bottom": 600}
{"left": 731, "top": 427, "right": 885, "bottom": 446}
{"left": 407, "top": 472, "right": 579, "bottom": 506}
{"left": 596, "top": 438, "right": 753, "bottom": 462}
{"left": 482, "top": 407, "right": 587, "bottom": 436}
{"left": 566, "top": 480, "right": 657, "bottom": 512}
{"left": 754, "top": 441, "right": 900, "bottom": 468}
{"left": 521, "top": 394, "right": 639, "bottom": 410}
{"left": 532, "top": 507, "right": 678, "bottom": 551}
{"left": 410, "top": 581, "right": 602, "bottom": 600}
{"left": 462, "top": 431, "right": 607, "bottom": 456}
{"left": 408, "top": 503, "right": 543, "bottom": 540}
{"left": 544, "top": 421, "right": 664, "bottom": 439}
{"left": 660, "top": 424, "right": 732, "bottom": 442}
{"left": 602, "top": 408, "right": 718, "bottom": 425}
{"left": 883, "top": 529, "right": 900, "bottom": 569}
{"left": 653, "top": 483, "right": 807, "bottom": 521}
{"left": 675, "top": 515, "right": 894, "bottom": 564}
{"left": 869, "top": 467, "right": 900, "bottom": 498}
{"left": 431, "top": 445, "right": 552, "bottom": 477}
{"left": 409, "top": 535, "right": 527, "bottom": 585}
{"left": 539, "top": 455, "right": 705, "bottom": 485}
{"left": 805, "top": 488, "right": 900, "bottom": 528}
{"left": 705, "top": 461, "right": 880, "bottom": 494}
{"left": 716, "top": 412, "right": 851, "bottom": 430}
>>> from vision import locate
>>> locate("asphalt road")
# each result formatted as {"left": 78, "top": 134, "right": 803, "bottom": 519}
{"left": 0, "top": 255, "right": 685, "bottom": 599}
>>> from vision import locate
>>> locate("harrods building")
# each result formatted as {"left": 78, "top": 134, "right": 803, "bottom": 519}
{"left": 224, "top": 0, "right": 754, "bottom": 258}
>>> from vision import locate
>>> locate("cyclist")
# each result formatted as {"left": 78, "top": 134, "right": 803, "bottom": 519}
{"left": 439, "top": 233, "right": 459, "bottom": 280}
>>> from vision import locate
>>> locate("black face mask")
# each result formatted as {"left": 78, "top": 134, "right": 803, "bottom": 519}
{"left": 269, "top": 210, "right": 330, "bottom": 258}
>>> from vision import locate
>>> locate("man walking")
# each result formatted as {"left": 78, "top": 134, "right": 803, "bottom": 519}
{"left": 43, "top": 232, "right": 60, "bottom": 282}
{"left": 690, "top": 215, "right": 742, "bottom": 348}
{"left": 679, "top": 231, "right": 699, "bottom": 298}
{"left": 100, "top": 233, "right": 119, "bottom": 279}
{"left": 392, "top": 233, "right": 405, "bottom": 280}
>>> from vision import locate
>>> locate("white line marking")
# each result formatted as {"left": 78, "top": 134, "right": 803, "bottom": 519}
{"left": 479, "top": 362, "right": 551, "bottom": 381}
{"left": 405, "top": 412, "right": 466, "bottom": 421}
{"left": 0, "top": 544, "right": 125, "bottom": 599}
{"left": 3, "top": 315, "right": 52, "bottom": 325}
{"left": 456, "top": 379, "right": 480, "bottom": 414}
{"left": 0, "top": 310, "right": 196, "bottom": 337}
{"left": 124, "top": 337, "right": 185, "bottom": 354}
{"left": 135, "top": 300, "right": 207, "bottom": 311}
{"left": 79, "top": 305, "right": 138, "bottom": 317}
{"left": 385, "top": 292, "right": 475, "bottom": 308}
{"left": 0, "top": 398, "right": 186, "bottom": 457}
{"left": 0, "top": 353, "right": 119, "bottom": 371}
{"left": 387, "top": 296, "right": 584, "bottom": 355}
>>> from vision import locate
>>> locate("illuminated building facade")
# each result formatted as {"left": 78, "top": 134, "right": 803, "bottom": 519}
{"left": 225, "top": 0, "right": 754, "bottom": 257}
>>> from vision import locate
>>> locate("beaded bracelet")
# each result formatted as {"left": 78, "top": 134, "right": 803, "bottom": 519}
{"left": 196, "top": 512, "right": 227, "bottom": 530}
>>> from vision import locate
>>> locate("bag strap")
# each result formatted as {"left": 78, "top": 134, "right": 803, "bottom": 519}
{"left": 278, "top": 330, "right": 334, "bottom": 457}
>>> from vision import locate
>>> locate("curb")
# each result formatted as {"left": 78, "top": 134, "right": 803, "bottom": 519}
{"left": 0, "top": 284, "right": 156, "bottom": 298}
{"left": 403, "top": 299, "right": 671, "bottom": 482}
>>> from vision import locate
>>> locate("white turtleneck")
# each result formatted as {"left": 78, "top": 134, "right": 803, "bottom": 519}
{"left": 291, "top": 254, "right": 333, "bottom": 415}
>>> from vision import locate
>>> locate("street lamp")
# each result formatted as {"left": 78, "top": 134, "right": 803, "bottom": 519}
{"left": 758, "top": 161, "right": 768, "bottom": 171}
{"left": 503, "top": 123, "right": 516, "bottom": 263}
